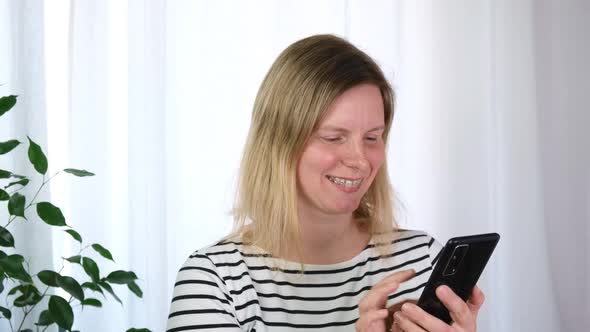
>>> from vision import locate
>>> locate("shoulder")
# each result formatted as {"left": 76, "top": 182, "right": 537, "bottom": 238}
{"left": 179, "top": 238, "right": 250, "bottom": 273}
{"left": 168, "top": 240, "right": 248, "bottom": 330}
{"left": 174, "top": 239, "right": 240, "bottom": 280}
{"left": 178, "top": 237, "right": 271, "bottom": 282}
{"left": 371, "top": 228, "right": 436, "bottom": 246}
{"left": 193, "top": 239, "right": 245, "bottom": 263}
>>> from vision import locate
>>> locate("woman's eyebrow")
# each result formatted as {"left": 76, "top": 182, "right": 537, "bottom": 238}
{"left": 367, "top": 126, "right": 385, "bottom": 132}
{"left": 318, "top": 126, "right": 348, "bottom": 132}
{"left": 318, "top": 125, "right": 385, "bottom": 132}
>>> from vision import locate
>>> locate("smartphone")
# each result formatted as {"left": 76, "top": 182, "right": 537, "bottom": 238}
{"left": 417, "top": 233, "right": 500, "bottom": 324}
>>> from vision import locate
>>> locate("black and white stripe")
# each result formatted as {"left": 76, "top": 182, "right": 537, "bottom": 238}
{"left": 167, "top": 229, "right": 443, "bottom": 332}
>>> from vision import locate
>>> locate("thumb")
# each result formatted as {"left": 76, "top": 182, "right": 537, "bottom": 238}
{"left": 390, "top": 319, "right": 403, "bottom": 332}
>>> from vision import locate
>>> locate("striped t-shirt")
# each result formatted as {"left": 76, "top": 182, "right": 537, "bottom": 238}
{"left": 166, "top": 229, "right": 443, "bottom": 332}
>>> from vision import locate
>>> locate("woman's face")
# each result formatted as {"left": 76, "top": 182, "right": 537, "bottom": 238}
{"left": 296, "top": 84, "right": 386, "bottom": 218}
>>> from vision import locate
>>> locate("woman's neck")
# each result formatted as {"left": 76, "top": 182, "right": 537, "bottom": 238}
{"left": 284, "top": 210, "right": 371, "bottom": 265}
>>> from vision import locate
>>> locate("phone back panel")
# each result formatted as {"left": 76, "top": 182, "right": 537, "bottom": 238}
{"left": 417, "top": 233, "right": 500, "bottom": 324}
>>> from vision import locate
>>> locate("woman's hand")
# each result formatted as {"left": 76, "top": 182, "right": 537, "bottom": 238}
{"left": 355, "top": 269, "right": 416, "bottom": 332}
{"left": 391, "top": 285, "right": 485, "bottom": 332}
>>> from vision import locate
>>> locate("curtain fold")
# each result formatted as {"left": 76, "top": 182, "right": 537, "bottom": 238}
{"left": 127, "top": 0, "right": 169, "bottom": 328}
{"left": 489, "top": 2, "right": 560, "bottom": 330}
{"left": 1, "top": 0, "right": 588, "bottom": 331}
{"left": 534, "top": 0, "right": 590, "bottom": 329}
{"left": 0, "top": 0, "right": 52, "bottom": 329}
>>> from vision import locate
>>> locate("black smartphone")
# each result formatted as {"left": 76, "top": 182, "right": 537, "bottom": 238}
{"left": 417, "top": 233, "right": 500, "bottom": 324}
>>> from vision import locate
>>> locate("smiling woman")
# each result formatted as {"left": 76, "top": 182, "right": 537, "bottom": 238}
{"left": 232, "top": 36, "right": 397, "bottom": 264}
{"left": 165, "top": 34, "right": 482, "bottom": 332}
{"left": 296, "top": 84, "right": 386, "bottom": 223}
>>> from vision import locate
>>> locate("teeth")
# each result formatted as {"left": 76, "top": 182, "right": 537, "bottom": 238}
{"left": 327, "top": 176, "right": 362, "bottom": 188}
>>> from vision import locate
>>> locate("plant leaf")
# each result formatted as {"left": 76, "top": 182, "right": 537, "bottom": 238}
{"left": 64, "top": 255, "right": 82, "bottom": 264}
{"left": 91, "top": 243, "right": 114, "bottom": 262}
{"left": 126, "top": 329, "right": 151, "bottom": 332}
{"left": 0, "top": 226, "right": 14, "bottom": 247}
{"left": 0, "top": 273, "right": 5, "bottom": 293}
{"left": 48, "top": 296, "right": 73, "bottom": 331}
{"left": 36, "top": 202, "right": 66, "bottom": 226}
{"left": 81, "top": 298, "right": 101, "bottom": 307}
{"left": 0, "top": 305, "right": 11, "bottom": 319}
{"left": 13, "top": 284, "right": 42, "bottom": 307}
{"left": 65, "top": 229, "right": 82, "bottom": 243}
{"left": 0, "top": 95, "right": 17, "bottom": 117}
{"left": 82, "top": 257, "right": 100, "bottom": 283}
{"left": 57, "top": 275, "right": 85, "bottom": 301}
{"left": 36, "top": 309, "right": 54, "bottom": 326}
{"left": 0, "top": 254, "right": 32, "bottom": 282}
{"left": 128, "top": 280, "right": 143, "bottom": 298}
{"left": 37, "top": 270, "right": 61, "bottom": 287}
{"left": 0, "top": 189, "right": 9, "bottom": 201}
{"left": 7, "top": 285, "right": 20, "bottom": 295}
{"left": 106, "top": 270, "right": 137, "bottom": 284}
{"left": 4, "top": 178, "right": 29, "bottom": 189}
{"left": 0, "top": 169, "right": 11, "bottom": 179}
{"left": 63, "top": 168, "right": 95, "bottom": 177}
{"left": 0, "top": 140, "right": 20, "bottom": 155}
{"left": 8, "top": 193, "right": 26, "bottom": 218}
{"left": 27, "top": 136, "right": 48, "bottom": 175}
{"left": 98, "top": 281, "right": 121, "bottom": 304}
{"left": 81, "top": 282, "right": 103, "bottom": 295}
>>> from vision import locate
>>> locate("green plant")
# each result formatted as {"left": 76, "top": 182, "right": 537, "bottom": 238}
{"left": 0, "top": 95, "right": 150, "bottom": 332}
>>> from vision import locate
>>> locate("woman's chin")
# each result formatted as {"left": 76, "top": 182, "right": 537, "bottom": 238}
{"left": 328, "top": 201, "right": 362, "bottom": 215}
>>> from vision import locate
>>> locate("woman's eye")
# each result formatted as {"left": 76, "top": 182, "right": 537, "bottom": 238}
{"left": 322, "top": 137, "right": 343, "bottom": 143}
{"left": 365, "top": 136, "right": 378, "bottom": 142}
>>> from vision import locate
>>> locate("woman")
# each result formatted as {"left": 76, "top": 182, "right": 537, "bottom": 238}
{"left": 166, "top": 34, "right": 484, "bottom": 332}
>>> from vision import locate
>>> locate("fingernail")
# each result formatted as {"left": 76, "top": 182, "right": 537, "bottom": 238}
{"left": 401, "top": 303, "right": 414, "bottom": 313}
{"left": 437, "top": 285, "right": 449, "bottom": 295}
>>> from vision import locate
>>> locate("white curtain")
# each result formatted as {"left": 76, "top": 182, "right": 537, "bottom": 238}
{"left": 1, "top": 0, "right": 588, "bottom": 331}
{"left": 0, "top": 0, "right": 55, "bottom": 329}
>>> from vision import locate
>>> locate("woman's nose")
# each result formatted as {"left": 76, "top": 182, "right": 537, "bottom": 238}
{"left": 342, "top": 141, "right": 370, "bottom": 171}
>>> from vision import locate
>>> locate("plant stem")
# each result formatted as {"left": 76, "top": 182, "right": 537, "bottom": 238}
{"left": 45, "top": 171, "right": 60, "bottom": 184}
{"left": 21, "top": 171, "right": 60, "bottom": 213}
{"left": 4, "top": 215, "right": 16, "bottom": 229}
{"left": 7, "top": 170, "right": 77, "bottom": 331}
{"left": 4, "top": 170, "right": 60, "bottom": 229}
{"left": 15, "top": 307, "right": 28, "bottom": 332}
{"left": 4, "top": 294, "right": 14, "bottom": 323}
{"left": 7, "top": 312, "right": 15, "bottom": 332}
{"left": 23, "top": 176, "right": 46, "bottom": 211}
{"left": 7, "top": 185, "right": 25, "bottom": 196}
{"left": 13, "top": 264, "right": 66, "bottom": 332}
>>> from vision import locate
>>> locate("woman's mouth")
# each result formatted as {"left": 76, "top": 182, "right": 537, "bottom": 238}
{"left": 326, "top": 175, "right": 363, "bottom": 188}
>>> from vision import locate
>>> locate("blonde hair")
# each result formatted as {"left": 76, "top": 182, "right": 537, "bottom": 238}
{"left": 230, "top": 34, "right": 397, "bottom": 259}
